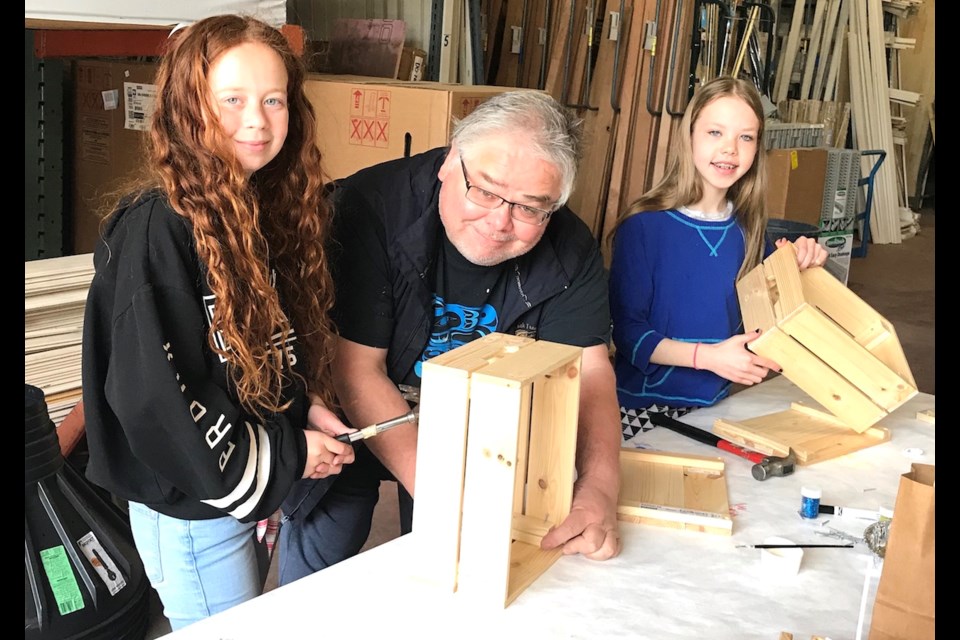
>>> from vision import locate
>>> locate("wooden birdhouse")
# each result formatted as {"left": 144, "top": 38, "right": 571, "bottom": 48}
{"left": 721, "top": 244, "right": 918, "bottom": 464}
{"left": 411, "top": 332, "right": 582, "bottom": 608}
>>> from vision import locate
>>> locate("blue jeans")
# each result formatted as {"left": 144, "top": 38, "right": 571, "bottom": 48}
{"left": 278, "top": 445, "right": 413, "bottom": 586}
{"left": 127, "top": 501, "right": 260, "bottom": 631}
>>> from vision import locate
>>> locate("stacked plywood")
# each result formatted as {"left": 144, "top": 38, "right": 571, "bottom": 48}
{"left": 25, "top": 254, "right": 94, "bottom": 426}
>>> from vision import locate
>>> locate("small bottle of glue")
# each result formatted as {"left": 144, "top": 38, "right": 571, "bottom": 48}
{"left": 800, "top": 486, "right": 822, "bottom": 519}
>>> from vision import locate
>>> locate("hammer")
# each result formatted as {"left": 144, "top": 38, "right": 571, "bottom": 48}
{"left": 646, "top": 412, "right": 796, "bottom": 481}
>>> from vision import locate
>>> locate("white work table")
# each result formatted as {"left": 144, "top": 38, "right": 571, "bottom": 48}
{"left": 163, "top": 375, "right": 935, "bottom": 640}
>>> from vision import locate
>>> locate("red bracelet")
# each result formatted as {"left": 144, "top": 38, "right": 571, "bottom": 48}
{"left": 693, "top": 342, "right": 701, "bottom": 370}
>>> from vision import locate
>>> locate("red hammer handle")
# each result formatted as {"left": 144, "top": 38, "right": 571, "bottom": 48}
{"left": 716, "top": 440, "right": 767, "bottom": 464}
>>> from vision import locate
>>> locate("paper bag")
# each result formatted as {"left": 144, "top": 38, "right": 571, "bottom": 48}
{"left": 869, "top": 463, "right": 935, "bottom": 640}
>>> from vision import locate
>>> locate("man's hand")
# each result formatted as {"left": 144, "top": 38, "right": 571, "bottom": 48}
{"left": 540, "top": 479, "right": 621, "bottom": 560}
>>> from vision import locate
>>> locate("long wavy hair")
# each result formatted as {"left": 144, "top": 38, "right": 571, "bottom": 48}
{"left": 609, "top": 76, "right": 767, "bottom": 280}
{"left": 138, "top": 15, "right": 335, "bottom": 415}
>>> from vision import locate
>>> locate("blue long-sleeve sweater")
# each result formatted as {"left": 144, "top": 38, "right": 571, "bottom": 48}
{"left": 609, "top": 208, "right": 754, "bottom": 410}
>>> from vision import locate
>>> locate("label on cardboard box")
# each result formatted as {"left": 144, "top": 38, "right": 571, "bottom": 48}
{"left": 819, "top": 230, "right": 853, "bottom": 285}
{"left": 348, "top": 87, "right": 391, "bottom": 148}
{"left": 124, "top": 82, "right": 157, "bottom": 131}
{"left": 790, "top": 150, "right": 798, "bottom": 170}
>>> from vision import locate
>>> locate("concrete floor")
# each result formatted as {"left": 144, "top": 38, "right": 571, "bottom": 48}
{"left": 145, "top": 207, "right": 935, "bottom": 639}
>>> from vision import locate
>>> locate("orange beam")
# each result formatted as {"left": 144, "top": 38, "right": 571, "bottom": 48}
{"left": 34, "top": 29, "right": 170, "bottom": 58}
{"left": 33, "top": 24, "right": 307, "bottom": 59}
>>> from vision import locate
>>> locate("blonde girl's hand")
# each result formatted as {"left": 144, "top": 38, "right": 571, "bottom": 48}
{"left": 302, "top": 430, "right": 355, "bottom": 479}
{"left": 697, "top": 333, "right": 781, "bottom": 386}
{"left": 775, "top": 236, "right": 828, "bottom": 270}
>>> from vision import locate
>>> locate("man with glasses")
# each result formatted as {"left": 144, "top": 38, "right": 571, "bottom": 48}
{"left": 278, "top": 91, "right": 622, "bottom": 585}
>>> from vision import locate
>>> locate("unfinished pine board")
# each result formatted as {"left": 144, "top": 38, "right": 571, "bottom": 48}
{"left": 542, "top": 0, "right": 576, "bottom": 98}
{"left": 775, "top": 0, "right": 807, "bottom": 103}
{"left": 811, "top": 0, "right": 840, "bottom": 100}
{"left": 713, "top": 402, "right": 891, "bottom": 464}
{"left": 822, "top": 0, "right": 849, "bottom": 102}
{"left": 800, "top": 0, "right": 828, "bottom": 100}
{"left": 736, "top": 245, "right": 917, "bottom": 434}
{"left": 458, "top": 338, "right": 581, "bottom": 608}
{"left": 412, "top": 333, "right": 534, "bottom": 592}
{"left": 898, "top": 0, "right": 934, "bottom": 198}
{"left": 617, "top": 449, "right": 732, "bottom": 535}
{"left": 915, "top": 409, "right": 935, "bottom": 425}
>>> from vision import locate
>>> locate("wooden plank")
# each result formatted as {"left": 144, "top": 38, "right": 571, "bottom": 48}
{"left": 824, "top": 1, "right": 849, "bottom": 101}
{"left": 916, "top": 409, "right": 935, "bottom": 425}
{"left": 411, "top": 359, "right": 473, "bottom": 591}
{"left": 457, "top": 375, "right": 525, "bottom": 608}
{"left": 736, "top": 261, "right": 779, "bottom": 334}
{"left": 472, "top": 339, "right": 583, "bottom": 386}
{"left": 898, "top": 0, "right": 934, "bottom": 199}
{"left": 600, "top": 0, "right": 652, "bottom": 259}
{"left": 778, "top": 305, "right": 916, "bottom": 412}
{"left": 799, "top": 267, "right": 916, "bottom": 389}
{"left": 761, "top": 244, "right": 807, "bottom": 319}
{"left": 775, "top": 0, "right": 807, "bottom": 103}
{"left": 512, "top": 384, "right": 534, "bottom": 516}
{"left": 543, "top": 0, "right": 576, "bottom": 98}
{"left": 800, "top": 0, "right": 828, "bottom": 99}
{"left": 748, "top": 327, "right": 888, "bottom": 432}
{"left": 506, "top": 541, "right": 563, "bottom": 605}
{"left": 811, "top": 0, "right": 841, "bottom": 100}
{"left": 567, "top": 0, "right": 622, "bottom": 237}
{"left": 713, "top": 405, "right": 891, "bottom": 465}
{"left": 617, "top": 448, "right": 731, "bottom": 535}
{"left": 525, "top": 355, "right": 581, "bottom": 524}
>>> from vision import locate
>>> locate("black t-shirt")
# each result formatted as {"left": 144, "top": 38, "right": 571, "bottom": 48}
{"left": 405, "top": 235, "right": 511, "bottom": 385}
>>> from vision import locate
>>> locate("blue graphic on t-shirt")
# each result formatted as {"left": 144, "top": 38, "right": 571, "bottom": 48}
{"left": 414, "top": 295, "right": 499, "bottom": 378}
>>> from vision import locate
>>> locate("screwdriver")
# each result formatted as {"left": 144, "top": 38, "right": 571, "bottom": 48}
{"left": 334, "top": 409, "right": 419, "bottom": 444}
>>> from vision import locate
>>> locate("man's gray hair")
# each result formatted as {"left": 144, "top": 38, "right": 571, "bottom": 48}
{"left": 451, "top": 90, "right": 583, "bottom": 205}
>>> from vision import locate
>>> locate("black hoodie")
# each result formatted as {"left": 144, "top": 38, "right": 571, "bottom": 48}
{"left": 81, "top": 191, "right": 308, "bottom": 522}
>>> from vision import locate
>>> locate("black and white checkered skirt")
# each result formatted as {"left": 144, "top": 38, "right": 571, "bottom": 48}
{"left": 620, "top": 405, "right": 695, "bottom": 440}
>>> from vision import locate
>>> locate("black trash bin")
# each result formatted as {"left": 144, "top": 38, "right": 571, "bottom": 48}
{"left": 765, "top": 218, "right": 820, "bottom": 246}
{"left": 25, "top": 384, "right": 151, "bottom": 640}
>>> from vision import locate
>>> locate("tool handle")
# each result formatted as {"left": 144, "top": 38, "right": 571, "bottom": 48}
{"left": 716, "top": 440, "right": 766, "bottom": 464}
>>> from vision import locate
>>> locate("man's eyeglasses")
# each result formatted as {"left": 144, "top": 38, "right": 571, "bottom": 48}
{"left": 459, "top": 156, "right": 556, "bottom": 226}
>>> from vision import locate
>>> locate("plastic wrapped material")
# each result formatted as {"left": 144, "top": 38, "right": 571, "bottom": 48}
{"left": 25, "top": 384, "right": 151, "bottom": 640}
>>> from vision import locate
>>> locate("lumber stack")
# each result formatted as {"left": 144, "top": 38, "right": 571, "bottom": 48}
{"left": 460, "top": 1, "right": 932, "bottom": 248}
{"left": 25, "top": 254, "right": 94, "bottom": 426}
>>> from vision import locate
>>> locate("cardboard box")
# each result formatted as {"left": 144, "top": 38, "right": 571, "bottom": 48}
{"left": 72, "top": 59, "right": 158, "bottom": 254}
{"left": 765, "top": 148, "right": 830, "bottom": 227}
{"left": 306, "top": 75, "right": 511, "bottom": 180}
{"left": 397, "top": 47, "right": 427, "bottom": 81}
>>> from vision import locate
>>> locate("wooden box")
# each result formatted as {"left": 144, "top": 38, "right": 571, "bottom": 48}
{"left": 411, "top": 333, "right": 582, "bottom": 608}
{"left": 726, "top": 245, "right": 917, "bottom": 460}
